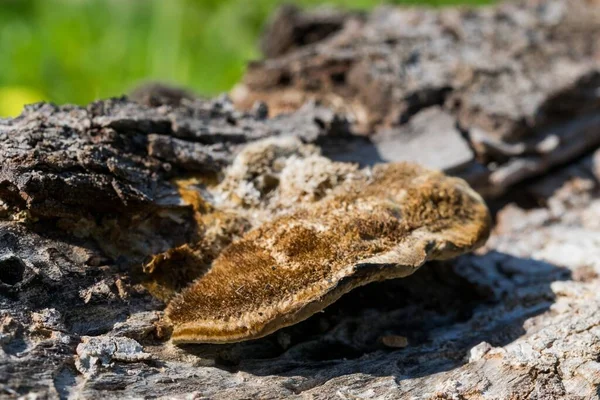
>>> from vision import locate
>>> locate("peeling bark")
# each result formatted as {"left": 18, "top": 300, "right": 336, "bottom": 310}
{"left": 236, "top": 0, "right": 600, "bottom": 197}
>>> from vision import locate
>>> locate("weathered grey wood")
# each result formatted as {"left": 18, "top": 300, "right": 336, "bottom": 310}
{"left": 235, "top": 0, "right": 600, "bottom": 197}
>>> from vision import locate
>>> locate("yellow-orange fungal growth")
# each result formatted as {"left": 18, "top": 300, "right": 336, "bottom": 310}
{"left": 165, "top": 162, "right": 491, "bottom": 344}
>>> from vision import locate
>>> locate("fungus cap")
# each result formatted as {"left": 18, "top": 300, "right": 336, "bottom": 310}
{"left": 165, "top": 162, "right": 491, "bottom": 344}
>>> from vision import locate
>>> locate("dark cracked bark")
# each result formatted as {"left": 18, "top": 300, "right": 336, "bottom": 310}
{"left": 2, "top": 1, "right": 600, "bottom": 399}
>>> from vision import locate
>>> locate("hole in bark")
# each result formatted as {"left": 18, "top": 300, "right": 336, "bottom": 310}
{"left": 330, "top": 72, "right": 346, "bottom": 85}
{"left": 226, "top": 115, "right": 238, "bottom": 126}
{"left": 279, "top": 72, "right": 292, "bottom": 86}
{"left": 0, "top": 256, "right": 26, "bottom": 286}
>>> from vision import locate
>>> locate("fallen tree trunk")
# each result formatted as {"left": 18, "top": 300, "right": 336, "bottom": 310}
{"left": 2, "top": 0, "right": 600, "bottom": 399}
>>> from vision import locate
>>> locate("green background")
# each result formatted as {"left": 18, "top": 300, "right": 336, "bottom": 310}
{"left": 0, "top": 0, "right": 491, "bottom": 116}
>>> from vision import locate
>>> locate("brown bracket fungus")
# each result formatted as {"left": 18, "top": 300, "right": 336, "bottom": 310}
{"left": 165, "top": 162, "right": 491, "bottom": 344}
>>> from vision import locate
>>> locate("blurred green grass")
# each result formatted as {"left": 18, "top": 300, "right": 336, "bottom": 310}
{"left": 0, "top": 0, "right": 492, "bottom": 116}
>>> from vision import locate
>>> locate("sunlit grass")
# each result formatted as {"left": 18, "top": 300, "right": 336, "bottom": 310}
{"left": 0, "top": 86, "right": 47, "bottom": 116}
{"left": 0, "top": 0, "right": 493, "bottom": 116}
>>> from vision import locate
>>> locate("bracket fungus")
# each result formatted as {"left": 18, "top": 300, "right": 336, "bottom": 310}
{"left": 164, "top": 150, "right": 491, "bottom": 344}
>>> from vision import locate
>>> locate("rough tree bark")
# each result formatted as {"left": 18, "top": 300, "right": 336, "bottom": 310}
{"left": 2, "top": 0, "right": 600, "bottom": 399}
{"left": 234, "top": 0, "right": 600, "bottom": 197}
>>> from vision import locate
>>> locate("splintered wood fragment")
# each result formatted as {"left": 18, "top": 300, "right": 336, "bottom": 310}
{"left": 165, "top": 163, "right": 491, "bottom": 344}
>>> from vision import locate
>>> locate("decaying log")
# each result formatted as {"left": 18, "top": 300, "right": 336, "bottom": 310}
{"left": 2, "top": 0, "right": 600, "bottom": 399}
